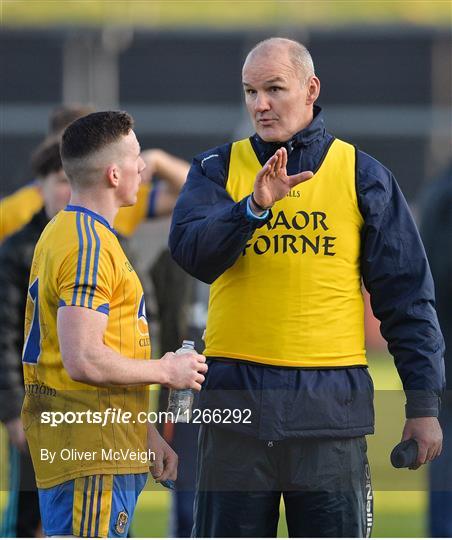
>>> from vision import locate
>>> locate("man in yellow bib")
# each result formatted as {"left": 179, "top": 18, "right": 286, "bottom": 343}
{"left": 170, "top": 38, "right": 445, "bottom": 537}
{"left": 22, "top": 111, "right": 208, "bottom": 537}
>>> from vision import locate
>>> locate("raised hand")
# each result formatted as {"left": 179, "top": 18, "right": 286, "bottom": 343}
{"left": 252, "top": 147, "right": 313, "bottom": 210}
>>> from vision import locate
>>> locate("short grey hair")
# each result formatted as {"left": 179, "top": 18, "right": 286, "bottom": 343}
{"left": 246, "top": 37, "right": 315, "bottom": 84}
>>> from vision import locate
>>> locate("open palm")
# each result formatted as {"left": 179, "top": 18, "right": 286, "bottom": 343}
{"left": 253, "top": 147, "right": 313, "bottom": 209}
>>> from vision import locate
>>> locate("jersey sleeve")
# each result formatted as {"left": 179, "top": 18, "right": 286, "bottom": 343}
{"left": 0, "top": 183, "right": 44, "bottom": 241}
{"left": 57, "top": 222, "right": 116, "bottom": 316}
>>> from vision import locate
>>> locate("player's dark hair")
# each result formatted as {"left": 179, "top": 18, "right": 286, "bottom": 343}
{"left": 49, "top": 104, "right": 96, "bottom": 135}
{"left": 60, "top": 111, "right": 134, "bottom": 162}
{"left": 31, "top": 137, "right": 63, "bottom": 178}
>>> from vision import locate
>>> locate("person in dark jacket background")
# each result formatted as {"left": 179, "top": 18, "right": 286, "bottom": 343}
{"left": 169, "top": 37, "right": 445, "bottom": 537}
{"left": 0, "top": 138, "right": 71, "bottom": 537}
{"left": 419, "top": 161, "right": 452, "bottom": 538}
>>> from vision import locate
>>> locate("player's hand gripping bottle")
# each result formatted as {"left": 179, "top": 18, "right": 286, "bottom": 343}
{"left": 167, "top": 340, "right": 196, "bottom": 422}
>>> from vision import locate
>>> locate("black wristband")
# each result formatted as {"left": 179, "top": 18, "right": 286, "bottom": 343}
{"left": 251, "top": 193, "right": 272, "bottom": 212}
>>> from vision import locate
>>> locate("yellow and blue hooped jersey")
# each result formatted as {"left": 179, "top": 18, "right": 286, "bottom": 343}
{"left": 22, "top": 205, "right": 151, "bottom": 488}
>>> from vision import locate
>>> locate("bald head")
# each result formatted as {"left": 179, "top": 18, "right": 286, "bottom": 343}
{"left": 244, "top": 37, "right": 315, "bottom": 85}
{"left": 241, "top": 37, "right": 320, "bottom": 141}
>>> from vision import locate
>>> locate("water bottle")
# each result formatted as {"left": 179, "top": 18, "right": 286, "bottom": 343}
{"left": 167, "top": 340, "right": 196, "bottom": 423}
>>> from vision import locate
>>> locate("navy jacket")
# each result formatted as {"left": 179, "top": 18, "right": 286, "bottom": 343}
{"left": 169, "top": 106, "right": 445, "bottom": 439}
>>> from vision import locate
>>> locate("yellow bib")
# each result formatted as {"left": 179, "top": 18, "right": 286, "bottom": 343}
{"left": 204, "top": 138, "right": 366, "bottom": 367}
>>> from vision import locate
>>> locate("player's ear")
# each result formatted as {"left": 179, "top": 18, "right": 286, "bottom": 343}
{"left": 306, "top": 76, "right": 320, "bottom": 105}
{"left": 106, "top": 165, "right": 120, "bottom": 188}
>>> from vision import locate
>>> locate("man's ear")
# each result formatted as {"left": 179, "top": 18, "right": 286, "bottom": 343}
{"left": 106, "top": 165, "right": 120, "bottom": 187}
{"left": 306, "top": 76, "right": 321, "bottom": 106}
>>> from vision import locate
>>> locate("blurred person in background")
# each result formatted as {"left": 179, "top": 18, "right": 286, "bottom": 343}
{"left": 0, "top": 137, "right": 71, "bottom": 537}
{"left": 419, "top": 161, "right": 452, "bottom": 538}
{"left": 49, "top": 104, "right": 97, "bottom": 135}
{"left": 0, "top": 104, "right": 188, "bottom": 243}
{"left": 0, "top": 104, "right": 94, "bottom": 243}
{"left": 170, "top": 37, "right": 445, "bottom": 537}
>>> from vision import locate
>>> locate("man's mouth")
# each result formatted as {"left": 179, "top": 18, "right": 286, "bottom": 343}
{"left": 258, "top": 118, "right": 277, "bottom": 125}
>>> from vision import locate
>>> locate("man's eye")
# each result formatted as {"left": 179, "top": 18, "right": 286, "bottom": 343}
{"left": 245, "top": 89, "right": 256, "bottom": 95}
{"left": 270, "top": 86, "right": 282, "bottom": 92}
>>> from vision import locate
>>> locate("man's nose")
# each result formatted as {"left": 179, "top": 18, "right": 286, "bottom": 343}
{"left": 254, "top": 92, "right": 270, "bottom": 112}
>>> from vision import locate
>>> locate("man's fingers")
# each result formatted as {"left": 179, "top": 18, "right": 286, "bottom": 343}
{"left": 415, "top": 443, "right": 428, "bottom": 467}
{"left": 266, "top": 158, "right": 277, "bottom": 177}
{"left": 191, "top": 381, "right": 202, "bottom": 392}
{"left": 256, "top": 156, "right": 276, "bottom": 181}
{"left": 429, "top": 442, "right": 442, "bottom": 461}
{"left": 275, "top": 150, "right": 286, "bottom": 177}
{"left": 197, "top": 362, "right": 208, "bottom": 374}
{"left": 265, "top": 154, "right": 278, "bottom": 170}
{"left": 165, "top": 452, "right": 178, "bottom": 481}
{"left": 279, "top": 147, "right": 288, "bottom": 171}
{"left": 274, "top": 148, "right": 283, "bottom": 172}
{"left": 158, "top": 451, "right": 178, "bottom": 483}
{"left": 288, "top": 171, "right": 314, "bottom": 188}
{"left": 195, "top": 373, "right": 205, "bottom": 384}
{"left": 437, "top": 442, "right": 443, "bottom": 458}
{"left": 426, "top": 445, "right": 436, "bottom": 462}
{"left": 150, "top": 453, "right": 164, "bottom": 479}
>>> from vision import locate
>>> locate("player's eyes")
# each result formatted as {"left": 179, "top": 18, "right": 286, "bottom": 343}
{"left": 245, "top": 88, "right": 256, "bottom": 95}
{"left": 269, "top": 86, "right": 282, "bottom": 92}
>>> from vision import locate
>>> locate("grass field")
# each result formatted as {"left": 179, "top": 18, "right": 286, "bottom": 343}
{"left": 129, "top": 487, "right": 427, "bottom": 537}
{"left": 2, "top": 0, "right": 450, "bottom": 27}
{"left": 0, "top": 351, "right": 430, "bottom": 537}
{"left": 131, "top": 490, "right": 427, "bottom": 537}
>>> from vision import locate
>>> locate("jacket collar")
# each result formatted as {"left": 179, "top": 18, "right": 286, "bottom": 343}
{"left": 250, "top": 104, "right": 325, "bottom": 160}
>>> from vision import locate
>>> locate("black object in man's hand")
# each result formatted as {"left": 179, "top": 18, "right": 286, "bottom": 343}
{"left": 390, "top": 439, "right": 419, "bottom": 468}
{"left": 160, "top": 479, "right": 176, "bottom": 490}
